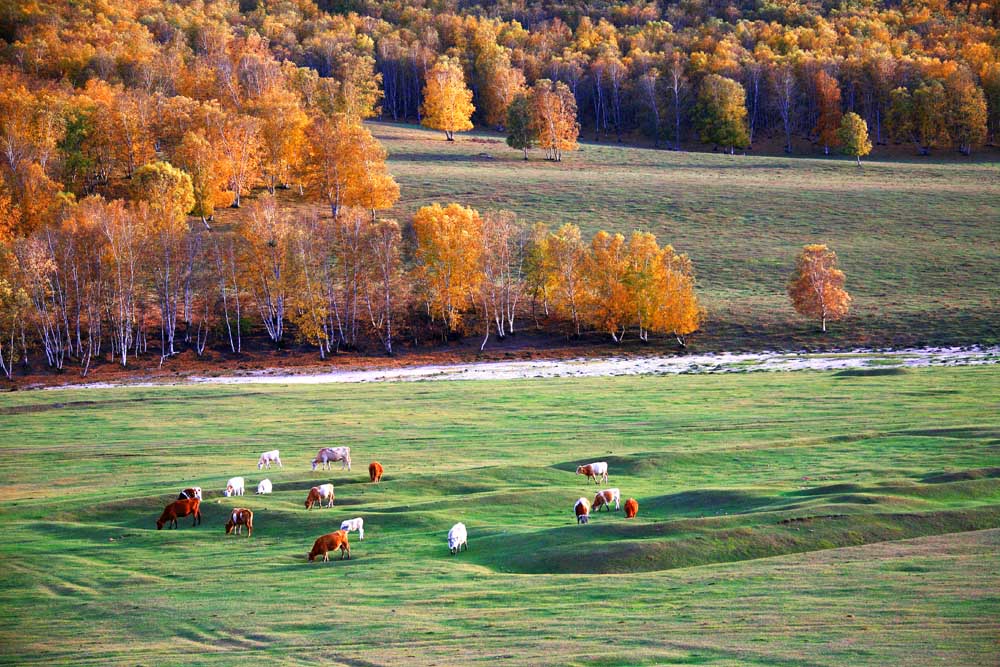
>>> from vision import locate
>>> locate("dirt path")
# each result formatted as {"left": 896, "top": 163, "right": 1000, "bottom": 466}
{"left": 49, "top": 346, "right": 998, "bottom": 390}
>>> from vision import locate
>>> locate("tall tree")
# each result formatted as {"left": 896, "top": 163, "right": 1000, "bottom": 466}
{"left": 788, "top": 244, "right": 851, "bottom": 333}
{"left": 693, "top": 74, "right": 749, "bottom": 154}
{"left": 945, "top": 71, "right": 988, "bottom": 155}
{"left": 529, "top": 79, "right": 579, "bottom": 161}
{"left": 412, "top": 203, "right": 482, "bottom": 334}
{"left": 506, "top": 94, "right": 536, "bottom": 159}
{"left": 814, "top": 70, "right": 843, "bottom": 155}
{"left": 421, "top": 56, "right": 475, "bottom": 141}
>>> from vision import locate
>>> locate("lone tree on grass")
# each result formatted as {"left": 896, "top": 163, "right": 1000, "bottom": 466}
{"left": 506, "top": 94, "right": 535, "bottom": 159}
{"left": 788, "top": 244, "right": 851, "bottom": 333}
{"left": 421, "top": 57, "right": 475, "bottom": 141}
{"left": 838, "top": 112, "right": 872, "bottom": 166}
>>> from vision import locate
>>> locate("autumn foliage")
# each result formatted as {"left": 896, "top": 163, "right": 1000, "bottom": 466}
{"left": 788, "top": 245, "right": 852, "bottom": 333}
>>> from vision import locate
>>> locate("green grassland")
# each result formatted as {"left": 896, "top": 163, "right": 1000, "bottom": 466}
{"left": 367, "top": 122, "right": 1000, "bottom": 351}
{"left": 1, "top": 366, "right": 998, "bottom": 665}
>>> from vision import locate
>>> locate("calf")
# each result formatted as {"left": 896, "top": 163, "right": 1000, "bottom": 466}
{"left": 308, "top": 530, "right": 351, "bottom": 562}
{"left": 574, "top": 497, "right": 591, "bottom": 524}
{"left": 312, "top": 447, "right": 351, "bottom": 471}
{"left": 624, "top": 498, "right": 639, "bottom": 519}
{"left": 369, "top": 461, "right": 384, "bottom": 484}
{"left": 223, "top": 477, "right": 245, "bottom": 497}
{"left": 157, "top": 498, "right": 201, "bottom": 530}
{"left": 257, "top": 449, "right": 282, "bottom": 470}
{"left": 592, "top": 488, "right": 621, "bottom": 512}
{"left": 225, "top": 508, "right": 254, "bottom": 537}
{"left": 340, "top": 517, "right": 365, "bottom": 540}
{"left": 256, "top": 479, "right": 272, "bottom": 494}
{"left": 178, "top": 487, "right": 202, "bottom": 500}
{"left": 447, "top": 522, "right": 468, "bottom": 554}
{"left": 576, "top": 461, "right": 609, "bottom": 485}
{"left": 304, "top": 483, "right": 335, "bottom": 509}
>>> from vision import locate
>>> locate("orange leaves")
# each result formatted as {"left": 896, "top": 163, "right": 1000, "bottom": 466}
{"left": 303, "top": 114, "right": 398, "bottom": 218}
{"left": 421, "top": 56, "right": 475, "bottom": 140}
{"left": 787, "top": 244, "right": 851, "bottom": 332}
{"left": 528, "top": 79, "right": 579, "bottom": 161}
{"left": 413, "top": 203, "right": 483, "bottom": 332}
{"left": 814, "top": 70, "right": 843, "bottom": 153}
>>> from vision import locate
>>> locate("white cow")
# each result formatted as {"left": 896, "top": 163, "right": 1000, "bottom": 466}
{"left": 257, "top": 449, "right": 282, "bottom": 470}
{"left": 447, "top": 522, "right": 468, "bottom": 554}
{"left": 256, "top": 479, "right": 272, "bottom": 494}
{"left": 312, "top": 446, "right": 351, "bottom": 471}
{"left": 576, "top": 461, "right": 609, "bottom": 484}
{"left": 340, "top": 517, "right": 365, "bottom": 541}
{"left": 305, "top": 483, "right": 335, "bottom": 509}
{"left": 224, "top": 477, "right": 245, "bottom": 497}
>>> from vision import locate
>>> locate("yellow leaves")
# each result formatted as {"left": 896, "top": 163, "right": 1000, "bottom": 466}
{"left": 421, "top": 56, "right": 475, "bottom": 139}
{"left": 130, "top": 161, "right": 194, "bottom": 235}
{"left": 413, "top": 203, "right": 483, "bottom": 332}
{"left": 529, "top": 79, "right": 579, "bottom": 161}
{"left": 787, "top": 244, "right": 851, "bottom": 332}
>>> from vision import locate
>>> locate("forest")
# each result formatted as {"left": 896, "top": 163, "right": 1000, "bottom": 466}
{"left": 1, "top": 0, "right": 998, "bottom": 379}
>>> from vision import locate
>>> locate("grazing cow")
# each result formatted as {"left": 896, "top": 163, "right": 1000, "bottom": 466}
{"left": 624, "top": 498, "right": 638, "bottom": 519}
{"left": 257, "top": 449, "right": 282, "bottom": 470}
{"left": 178, "top": 487, "right": 202, "bottom": 500}
{"left": 256, "top": 479, "right": 272, "bottom": 495}
{"left": 593, "top": 488, "right": 621, "bottom": 512}
{"left": 308, "top": 530, "right": 351, "bottom": 562}
{"left": 576, "top": 461, "right": 608, "bottom": 485}
{"left": 156, "top": 498, "right": 201, "bottom": 530}
{"left": 369, "top": 461, "right": 384, "bottom": 483}
{"left": 223, "top": 477, "right": 245, "bottom": 497}
{"left": 340, "top": 517, "right": 365, "bottom": 540}
{"left": 304, "top": 483, "right": 335, "bottom": 509}
{"left": 447, "top": 522, "right": 468, "bottom": 554}
{"left": 312, "top": 447, "right": 351, "bottom": 471}
{"left": 574, "top": 497, "right": 591, "bottom": 524}
{"left": 225, "top": 508, "right": 254, "bottom": 537}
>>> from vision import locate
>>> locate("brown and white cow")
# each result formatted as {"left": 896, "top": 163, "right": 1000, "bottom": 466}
{"left": 225, "top": 508, "right": 254, "bottom": 537}
{"left": 576, "top": 461, "right": 608, "bottom": 485}
{"left": 369, "top": 461, "right": 384, "bottom": 484}
{"left": 574, "top": 497, "right": 591, "bottom": 524}
{"left": 308, "top": 530, "right": 351, "bottom": 562}
{"left": 157, "top": 498, "right": 201, "bottom": 530}
{"left": 624, "top": 498, "right": 639, "bottom": 519}
{"left": 304, "top": 483, "right": 335, "bottom": 509}
{"left": 178, "top": 487, "right": 202, "bottom": 500}
{"left": 592, "top": 488, "right": 621, "bottom": 512}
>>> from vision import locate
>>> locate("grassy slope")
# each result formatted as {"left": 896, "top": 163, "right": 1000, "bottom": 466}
{"left": 0, "top": 366, "right": 998, "bottom": 665}
{"left": 365, "top": 122, "right": 999, "bottom": 351}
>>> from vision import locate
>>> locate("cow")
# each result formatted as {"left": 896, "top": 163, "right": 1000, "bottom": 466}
{"left": 308, "top": 530, "right": 351, "bottom": 562}
{"left": 223, "top": 477, "right": 245, "bottom": 497}
{"left": 574, "top": 497, "right": 591, "bottom": 524}
{"left": 447, "top": 522, "right": 468, "bottom": 554}
{"left": 257, "top": 449, "right": 282, "bottom": 470}
{"left": 256, "top": 479, "right": 272, "bottom": 494}
{"left": 225, "top": 508, "right": 254, "bottom": 537}
{"left": 157, "top": 498, "right": 201, "bottom": 530}
{"left": 593, "top": 488, "right": 621, "bottom": 512}
{"left": 576, "top": 461, "right": 608, "bottom": 485}
{"left": 178, "top": 487, "right": 202, "bottom": 500}
{"left": 340, "top": 517, "right": 365, "bottom": 540}
{"left": 369, "top": 461, "right": 384, "bottom": 483}
{"left": 312, "top": 447, "right": 351, "bottom": 471}
{"left": 304, "top": 483, "right": 335, "bottom": 509}
{"left": 624, "top": 498, "right": 638, "bottom": 519}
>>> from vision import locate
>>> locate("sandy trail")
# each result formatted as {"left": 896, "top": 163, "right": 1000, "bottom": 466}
{"left": 48, "top": 346, "right": 998, "bottom": 390}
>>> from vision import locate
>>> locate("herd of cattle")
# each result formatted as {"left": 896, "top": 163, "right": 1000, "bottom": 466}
{"left": 155, "top": 448, "right": 639, "bottom": 563}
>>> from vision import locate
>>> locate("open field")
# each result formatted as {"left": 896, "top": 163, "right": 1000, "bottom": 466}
{"left": 1, "top": 366, "right": 998, "bottom": 665}
{"left": 369, "top": 122, "right": 999, "bottom": 352}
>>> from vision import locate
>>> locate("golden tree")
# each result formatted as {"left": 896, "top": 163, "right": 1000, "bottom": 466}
{"left": 838, "top": 112, "right": 872, "bottom": 166}
{"left": 174, "top": 130, "right": 230, "bottom": 227}
{"left": 814, "top": 70, "right": 843, "bottom": 155}
{"left": 412, "top": 203, "right": 483, "bottom": 333}
{"left": 541, "top": 222, "right": 587, "bottom": 334}
{"left": 529, "top": 79, "right": 579, "bottom": 161}
{"left": 421, "top": 56, "right": 475, "bottom": 141}
{"left": 788, "top": 244, "right": 851, "bottom": 332}
{"left": 582, "top": 230, "right": 632, "bottom": 342}
{"left": 251, "top": 88, "right": 309, "bottom": 192}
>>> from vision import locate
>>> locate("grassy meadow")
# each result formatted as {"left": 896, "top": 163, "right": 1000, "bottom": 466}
{"left": 1, "top": 365, "right": 998, "bottom": 665}
{"left": 361, "top": 122, "right": 999, "bottom": 351}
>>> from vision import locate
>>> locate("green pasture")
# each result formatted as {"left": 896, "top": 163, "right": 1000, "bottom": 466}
{"left": 1, "top": 365, "right": 998, "bottom": 665}
{"left": 368, "top": 122, "right": 1000, "bottom": 350}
